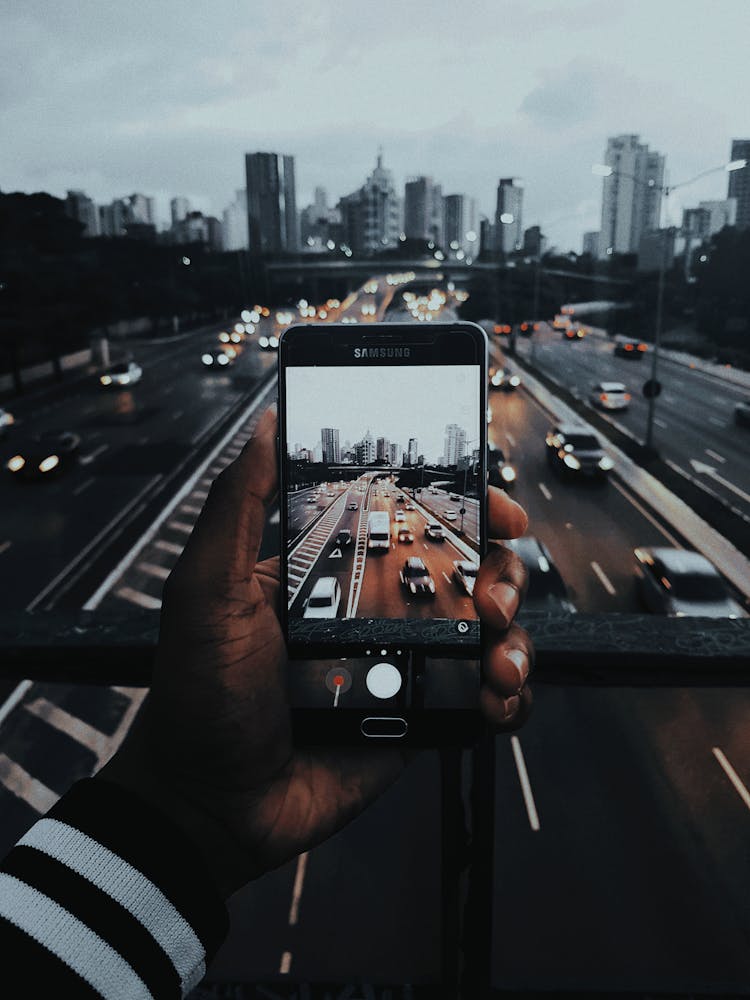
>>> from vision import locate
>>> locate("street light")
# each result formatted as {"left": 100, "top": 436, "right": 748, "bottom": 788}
{"left": 591, "top": 157, "right": 747, "bottom": 452}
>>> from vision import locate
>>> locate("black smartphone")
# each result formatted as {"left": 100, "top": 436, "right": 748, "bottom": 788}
{"left": 278, "top": 321, "right": 487, "bottom": 745}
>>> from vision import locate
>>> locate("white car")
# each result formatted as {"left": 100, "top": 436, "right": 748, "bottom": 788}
{"left": 100, "top": 360, "right": 142, "bottom": 387}
{"left": 394, "top": 510, "right": 405, "bottom": 522}
{"left": 453, "top": 560, "right": 479, "bottom": 595}
{"left": 635, "top": 547, "right": 747, "bottom": 618}
{"left": 303, "top": 577, "right": 342, "bottom": 619}
{"left": 405, "top": 502, "right": 415, "bottom": 510}
{"left": 444, "top": 510, "right": 458, "bottom": 521}
{"left": 590, "top": 382, "right": 630, "bottom": 411}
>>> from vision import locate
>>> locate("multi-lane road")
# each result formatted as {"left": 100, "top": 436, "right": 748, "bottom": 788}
{"left": 1, "top": 277, "right": 749, "bottom": 993}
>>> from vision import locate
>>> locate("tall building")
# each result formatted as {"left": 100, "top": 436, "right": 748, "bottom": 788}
{"left": 376, "top": 437, "right": 390, "bottom": 462}
{"left": 300, "top": 187, "right": 341, "bottom": 250}
{"left": 355, "top": 430, "right": 375, "bottom": 465}
{"left": 495, "top": 178, "right": 523, "bottom": 254}
{"left": 479, "top": 216, "right": 495, "bottom": 257}
{"left": 443, "top": 424, "right": 467, "bottom": 468}
{"left": 245, "top": 152, "right": 298, "bottom": 253}
{"left": 126, "top": 193, "right": 156, "bottom": 226}
{"left": 222, "top": 189, "right": 249, "bottom": 251}
{"left": 407, "top": 438, "right": 419, "bottom": 466}
{"left": 404, "top": 176, "right": 444, "bottom": 245}
{"left": 523, "top": 225, "right": 546, "bottom": 258}
{"left": 170, "top": 197, "right": 190, "bottom": 226}
{"left": 727, "top": 140, "right": 750, "bottom": 230}
{"left": 321, "top": 428, "right": 340, "bottom": 464}
{"left": 65, "top": 190, "right": 99, "bottom": 237}
{"left": 443, "top": 194, "right": 478, "bottom": 255}
{"left": 338, "top": 153, "right": 401, "bottom": 254}
{"left": 389, "top": 442, "right": 400, "bottom": 466}
{"left": 597, "top": 135, "right": 665, "bottom": 258}
{"left": 697, "top": 198, "right": 737, "bottom": 235}
{"left": 582, "top": 231, "right": 600, "bottom": 256}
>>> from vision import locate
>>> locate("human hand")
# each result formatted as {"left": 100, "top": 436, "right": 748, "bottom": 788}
{"left": 100, "top": 409, "right": 532, "bottom": 898}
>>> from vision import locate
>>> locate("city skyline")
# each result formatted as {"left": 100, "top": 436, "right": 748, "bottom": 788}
{"left": 4, "top": 1, "right": 749, "bottom": 253}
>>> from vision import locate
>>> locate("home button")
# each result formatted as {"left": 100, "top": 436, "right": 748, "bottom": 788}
{"left": 361, "top": 717, "right": 408, "bottom": 739}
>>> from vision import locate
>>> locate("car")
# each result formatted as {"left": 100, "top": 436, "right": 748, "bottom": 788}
{"left": 489, "top": 367, "right": 522, "bottom": 391}
{"left": 400, "top": 557, "right": 436, "bottom": 596}
{"left": 493, "top": 323, "right": 512, "bottom": 336}
{"left": 100, "top": 360, "right": 142, "bottom": 387}
{"left": 589, "top": 381, "right": 631, "bottom": 411}
{"left": 505, "top": 537, "right": 577, "bottom": 613}
{"left": 444, "top": 510, "right": 458, "bottom": 521}
{"left": 396, "top": 495, "right": 405, "bottom": 503}
{"left": 425, "top": 522, "right": 445, "bottom": 541}
{"left": 453, "top": 560, "right": 479, "bottom": 595}
{"left": 0, "top": 408, "right": 14, "bottom": 438}
{"left": 327, "top": 491, "right": 334, "bottom": 497}
{"left": 449, "top": 492, "right": 460, "bottom": 501}
{"left": 258, "top": 335, "right": 279, "bottom": 350}
{"left": 6, "top": 430, "right": 81, "bottom": 478}
{"left": 334, "top": 529, "right": 353, "bottom": 548}
{"left": 634, "top": 547, "right": 747, "bottom": 618}
{"left": 306, "top": 496, "right": 316, "bottom": 504}
{"left": 405, "top": 502, "right": 415, "bottom": 510}
{"left": 518, "top": 320, "right": 538, "bottom": 336}
{"left": 614, "top": 337, "right": 647, "bottom": 359}
{"left": 394, "top": 510, "right": 406, "bottom": 522}
{"left": 302, "top": 577, "right": 342, "bottom": 618}
{"left": 201, "top": 350, "right": 234, "bottom": 368}
{"left": 487, "top": 445, "right": 517, "bottom": 487}
{"left": 545, "top": 423, "right": 613, "bottom": 480}
{"left": 397, "top": 528, "right": 414, "bottom": 543}
{"left": 734, "top": 400, "right": 750, "bottom": 427}
{"left": 562, "top": 327, "right": 586, "bottom": 340}
{"left": 348, "top": 502, "right": 358, "bottom": 510}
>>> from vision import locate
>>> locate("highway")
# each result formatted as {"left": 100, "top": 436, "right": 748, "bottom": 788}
{"left": 0, "top": 276, "right": 749, "bottom": 992}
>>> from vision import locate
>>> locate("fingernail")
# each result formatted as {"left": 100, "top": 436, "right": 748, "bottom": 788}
{"left": 506, "top": 649, "right": 528, "bottom": 692}
{"left": 503, "top": 695, "right": 520, "bottom": 719}
{"left": 487, "top": 582, "right": 519, "bottom": 626}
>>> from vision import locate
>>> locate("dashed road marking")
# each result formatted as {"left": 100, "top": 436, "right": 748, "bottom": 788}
{"left": 709, "top": 416, "right": 724, "bottom": 427}
{"left": 612, "top": 481, "right": 682, "bottom": 548}
{"left": 705, "top": 449, "right": 726, "bottom": 464}
{"left": 80, "top": 443, "right": 110, "bottom": 465}
{"left": 654, "top": 418, "right": 668, "bottom": 429}
{"left": 510, "top": 736, "right": 540, "bottom": 831}
{"left": 179, "top": 503, "right": 203, "bottom": 516}
{"left": 279, "top": 952, "right": 292, "bottom": 974}
{"left": 591, "top": 561, "right": 616, "bottom": 595}
{"left": 712, "top": 747, "right": 750, "bottom": 812}
{"left": 288, "top": 852, "right": 308, "bottom": 926}
{"left": 115, "top": 586, "right": 162, "bottom": 610}
{"left": 0, "top": 754, "right": 58, "bottom": 814}
{"left": 167, "top": 520, "right": 194, "bottom": 534}
{"left": 73, "top": 478, "right": 95, "bottom": 496}
{"left": 137, "top": 561, "right": 171, "bottom": 581}
{"left": 538, "top": 482, "right": 552, "bottom": 501}
{"left": 192, "top": 489, "right": 209, "bottom": 500}
{"left": 171, "top": 409, "right": 184, "bottom": 421}
{"left": 154, "top": 539, "right": 183, "bottom": 556}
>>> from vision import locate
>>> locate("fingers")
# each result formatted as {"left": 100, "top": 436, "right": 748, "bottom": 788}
{"left": 488, "top": 485, "right": 527, "bottom": 541}
{"left": 473, "top": 543, "right": 528, "bottom": 631}
{"left": 168, "top": 408, "right": 278, "bottom": 594}
{"left": 480, "top": 622, "right": 534, "bottom": 728}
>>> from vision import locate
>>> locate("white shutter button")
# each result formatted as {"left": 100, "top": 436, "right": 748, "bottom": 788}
{"left": 365, "top": 662, "right": 402, "bottom": 699}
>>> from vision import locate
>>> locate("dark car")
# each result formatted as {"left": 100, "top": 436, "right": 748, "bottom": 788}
{"left": 201, "top": 349, "right": 235, "bottom": 368}
{"left": 545, "top": 423, "right": 613, "bottom": 480}
{"left": 6, "top": 431, "right": 81, "bottom": 478}
{"left": 400, "top": 557, "right": 436, "bottom": 596}
{"left": 489, "top": 366, "right": 521, "bottom": 391}
{"left": 488, "top": 445, "right": 517, "bottom": 488}
{"left": 734, "top": 400, "right": 750, "bottom": 428}
{"left": 397, "top": 528, "right": 414, "bottom": 543}
{"left": 505, "top": 537, "right": 576, "bottom": 613}
{"left": 614, "top": 337, "right": 647, "bottom": 359}
{"left": 334, "top": 529, "right": 353, "bottom": 548}
{"left": 517, "top": 320, "right": 538, "bottom": 336}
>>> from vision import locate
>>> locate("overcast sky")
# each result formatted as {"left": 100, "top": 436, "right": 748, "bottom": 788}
{"left": 2, "top": 0, "right": 748, "bottom": 250}
{"left": 285, "top": 364, "right": 480, "bottom": 461}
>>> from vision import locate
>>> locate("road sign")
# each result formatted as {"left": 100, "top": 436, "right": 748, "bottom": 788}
{"left": 329, "top": 547, "right": 342, "bottom": 559}
{"left": 459, "top": 507, "right": 467, "bottom": 514}
{"left": 643, "top": 379, "right": 662, "bottom": 399}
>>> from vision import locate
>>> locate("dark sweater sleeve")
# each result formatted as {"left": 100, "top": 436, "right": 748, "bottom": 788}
{"left": 0, "top": 777, "right": 229, "bottom": 999}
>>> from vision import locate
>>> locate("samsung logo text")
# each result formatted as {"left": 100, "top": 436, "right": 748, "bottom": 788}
{"left": 353, "top": 347, "right": 411, "bottom": 358}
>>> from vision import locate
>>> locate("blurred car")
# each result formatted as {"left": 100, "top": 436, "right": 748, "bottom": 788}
{"left": 397, "top": 528, "right": 414, "bottom": 543}
{"left": 400, "top": 557, "right": 436, "bottom": 596}
{"left": 302, "top": 577, "right": 341, "bottom": 618}
{"left": 6, "top": 430, "right": 81, "bottom": 478}
{"left": 488, "top": 445, "right": 517, "bottom": 488}
{"left": 201, "top": 350, "right": 234, "bottom": 368}
{"left": 394, "top": 510, "right": 406, "bottom": 522}
{"left": 444, "top": 510, "right": 458, "bottom": 521}
{"left": 405, "top": 501, "right": 415, "bottom": 510}
{"left": 258, "top": 335, "right": 280, "bottom": 350}
{"left": 614, "top": 337, "right": 647, "bottom": 359}
{"left": 734, "top": 400, "right": 750, "bottom": 427}
{"left": 425, "top": 522, "right": 445, "bottom": 542}
{"left": 493, "top": 323, "right": 512, "bottom": 336}
{"left": 518, "top": 320, "right": 539, "bottom": 336}
{"left": 334, "top": 528, "right": 353, "bottom": 548}
{"left": 489, "top": 366, "right": 522, "bottom": 391}
{"left": 562, "top": 327, "right": 586, "bottom": 340}
{"left": 100, "top": 360, "right": 142, "bottom": 387}
{"left": 545, "top": 423, "right": 613, "bottom": 480}
{"left": 348, "top": 501, "right": 358, "bottom": 510}
{"left": 396, "top": 494, "right": 405, "bottom": 502}
{"left": 306, "top": 496, "right": 316, "bottom": 504}
{"left": 505, "top": 537, "right": 576, "bottom": 613}
{"left": 635, "top": 547, "right": 747, "bottom": 618}
{"left": 589, "top": 381, "right": 631, "bottom": 411}
{"left": 453, "top": 560, "right": 478, "bottom": 595}
{"left": 0, "top": 408, "right": 14, "bottom": 438}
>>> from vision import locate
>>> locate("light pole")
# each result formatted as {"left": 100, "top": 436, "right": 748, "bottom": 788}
{"left": 592, "top": 157, "right": 747, "bottom": 452}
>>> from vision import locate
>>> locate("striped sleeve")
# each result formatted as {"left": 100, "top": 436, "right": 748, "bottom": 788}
{"left": 0, "top": 777, "right": 229, "bottom": 999}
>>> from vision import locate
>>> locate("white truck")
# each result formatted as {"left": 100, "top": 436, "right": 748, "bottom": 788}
{"left": 367, "top": 510, "right": 391, "bottom": 551}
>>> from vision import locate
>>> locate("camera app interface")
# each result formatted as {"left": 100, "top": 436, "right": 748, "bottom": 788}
{"left": 285, "top": 363, "right": 482, "bottom": 648}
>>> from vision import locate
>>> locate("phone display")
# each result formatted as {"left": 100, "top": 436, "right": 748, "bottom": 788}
{"left": 278, "top": 322, "right": 487, "bottom": 744}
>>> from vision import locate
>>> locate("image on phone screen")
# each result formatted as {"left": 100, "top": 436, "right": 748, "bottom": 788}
{"left": 283, "top": 361, "right": 482, "bottom": 650}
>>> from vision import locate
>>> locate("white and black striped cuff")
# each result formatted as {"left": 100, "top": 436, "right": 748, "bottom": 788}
{"left": 0, "top": 778, "right": 228, "bottom": 998}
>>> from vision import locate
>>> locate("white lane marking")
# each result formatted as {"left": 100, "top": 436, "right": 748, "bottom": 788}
{"left": 538, "top": 482, "right": 552, "bottom": 501}
{"left": 168, "top": 520, "right": 194, "bottom": 534}
{"left": 611, "top": 481, "right": 683, "bottom": 548}
{"left": 179, "top": 503, "right": 203, "bottom": 516}
{"left": 24, "top": 698, "right": 112, "bottom": 764}
{"left": 137, "top": 561, "right": 171, "bottom": 581}
{"left": 192, "top": 489, "right": 209, "bottom": 500}
{"left": 79, "top": 443, "right": 110, "bottom": 465}
{"left": 505, "top": 431, "right": 516, "bottom": 447}
{"left": 709, "top": 416, "right": 724, "bottom": 427}
{"left": 73, "top": 477, "right": 95, "bottom": 496}
{"left": 199, "top": 477, "right": 214, "bottom": 486}
{"left": 115, "top": 586, "right": 162, "bottom": 610}
{"left": 510, "top": 736, "right": 540, "bottom": 831}
{"left": 287, "top": 852, "right": 309, "bottom": 926}
{"left": 0, "top": 541, "right": 11, "bottom": 556}
{"left": 171, "top": 409, "right": 184, "bottom": 421}
{"left": 591, "top": 561, "right": 617, "bottom": 595}
{"left": 279, "top": 951, "right": 292, "bottom": 974}
{"left": 154, "top": 539, "right": 183, "bottom": 556}
{"left": 712, "top": 747, "right": 750, "bottom": 812}
{"left": 0, "top": 681, "right": 33, "bottom": 729}
{"left": 654, "top": 418, "right": 668, "bottom": 429}
{"left": 663, "top": 393, "right": 676, "bottom": 404}
{"left": 0, "top": 754, "right": 58, "bottom": 813}
{"left": 442, "top": 571, "right": 451, "bottom": 584}
{"left": 705, "top": 449, "right": 726, "bottom": 464}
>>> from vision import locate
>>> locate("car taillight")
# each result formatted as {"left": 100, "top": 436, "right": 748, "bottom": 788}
{"left": 624, "top": 393, "right": 631, "bottom": 401}
{"left": 600, "top": 393, "right": 608, "bottom": 401}
{"left": 625, "top": 343, "right": 633, "bottom": 351}
{"left": 637, "top": 343, "right": 647, "bottom": 351}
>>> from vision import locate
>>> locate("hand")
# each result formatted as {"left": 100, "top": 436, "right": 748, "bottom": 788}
{"left": 100, "top": 409, "right": 533, "bottom": 898}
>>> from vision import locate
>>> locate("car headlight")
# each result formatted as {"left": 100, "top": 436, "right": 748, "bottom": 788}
{"left": 39, "top": 455, "right": 59, "bottom": 473}
{"left": 7, "top": 455, "right": 25, "bottom": 472}
{"left": 598, "top": 456, "right": 614, "bottom": 471}
{"left": 100, "top": 375, "right": 112, "bottom": 386}
{"left": 410, "top": 582, "right": 417, "bottom": 593}
{"left": 501, "top": 466, "right": 516, "bottom": 482}
{"left": 219, "top": 332, "right": 230, "bottom": 343}
{"left": 429, "top": 581, "right": 435, "bottom": 592}
{"left": 509, "top": 375, "right": 521, "bottom": 386}
{"left": 202, "top": 354, "right": 213, "bottom": 365}
{"left": 563, "top": 454, "right": 581, "bottom": 470}
{"left": 218, "top": 354, "right": 230, "bottom": 365}
{"left": 259, "top": 336, "right": 269, "bottom": 348}
{"left": 269, "top": 336, "right": 279, "bottom": 348}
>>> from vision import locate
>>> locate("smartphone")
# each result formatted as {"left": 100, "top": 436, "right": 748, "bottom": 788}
{"left": 278, "top": 321, "right": 487, "bottom": 745}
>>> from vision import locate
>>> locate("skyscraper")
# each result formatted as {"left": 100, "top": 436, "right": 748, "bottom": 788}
{"left": 65, "top": 190, "right": 99, "bottom": 237}
{"left": 170, "top": 197, "right": 190, "bottom": 226}
{"left": 727, "top": 140, "right": 750, "bottom": 230}
{"left": 222, "top": 190, "right": 249, "bottom": 251}
{"left": 407, "top": 438, "right": 419, "bottom": 466}
{"left": 443, "top": 194, "right": 478, "bottom": 255}
{"left": 495, "top": 179, "right": 523, "bottom": 254}
{"left": 245, "top": 152, "right": 298, "bottom": 253}
{"left": 597, "top": 135, "right": 665, "bottom": 258}
{"left": 321, "top": 428, "right": 340, "bottom": 464}
{"left": 443, "top": 424, "right": 467, "bottom": 467}
{"left": 404, "top": 177, "right": 444, "bottom": 245}
{"left": 376, "top": 437, "right": 390, "bottom": 462}
{"left": 338, "top": 153, "right": 401, "bottom": 253}
{"left": 389, "top": 442, "right": 400, "bottom": 466}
